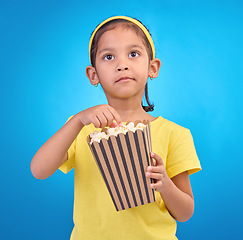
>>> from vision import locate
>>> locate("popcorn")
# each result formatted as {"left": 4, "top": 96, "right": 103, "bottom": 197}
{"left": 126, "top": 122, "right": 136, "bottom": 132}
{"left": 136, "top": 122, "right": 146, "bottom": 130}
{"left": 90, "top": 131, "right": 109, "bottom": 143}
{"left": 89, "top": 122, "right": 146, "bottom": 143}
{"left": 87, "top": 120, "right": 155, "bottom": 211}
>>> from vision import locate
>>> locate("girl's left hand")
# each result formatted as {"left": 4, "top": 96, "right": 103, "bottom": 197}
{"left": 146, "top": 152, "right": 170, "bottom": 193}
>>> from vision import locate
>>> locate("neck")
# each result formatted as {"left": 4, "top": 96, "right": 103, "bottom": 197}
{"left": 107, "top": 97, "right": 153, "bottom": 122}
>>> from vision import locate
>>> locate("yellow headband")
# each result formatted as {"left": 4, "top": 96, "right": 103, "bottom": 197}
{"left": 89, "top": 16, "right": 155, "bottom": 63}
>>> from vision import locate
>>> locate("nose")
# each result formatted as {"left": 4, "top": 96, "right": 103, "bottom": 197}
{"left": 116, "top": 57, "right": 129, "bottom": 71}
{"left": 116, "top": 65, "right": 128, "bottom": 71}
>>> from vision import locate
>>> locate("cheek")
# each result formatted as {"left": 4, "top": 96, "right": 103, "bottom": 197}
{"left": 95, "top": 67, "right": 111, "bottom": 83}
{"left": 96, "top": 62, "right": 113, "bottom": 75}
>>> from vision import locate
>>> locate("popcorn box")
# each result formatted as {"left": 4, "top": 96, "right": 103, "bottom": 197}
{"left": 87, "top": 121, "right": 155, "bottom": 211}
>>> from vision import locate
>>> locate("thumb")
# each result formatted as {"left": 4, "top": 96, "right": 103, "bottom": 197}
{"left": 110, "top": 121, "right": 118, "bottom": 128}
{"left": 152, "top": 159, "right": 156, "bottom": 166}
{"left": 110, "top": 120, "right": 123, "bottom": 128}
{"left": 150, "top": 152, "right": 164, "bottom": 166}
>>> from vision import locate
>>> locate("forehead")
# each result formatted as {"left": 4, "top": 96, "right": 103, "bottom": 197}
{"left": 97, "top": 26, "right": 146, "bottom": 49}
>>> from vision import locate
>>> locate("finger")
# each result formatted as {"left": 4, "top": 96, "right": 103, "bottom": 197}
{"left": 102, "top": 109, "right": 115, "bottom": 127}
{"left": 150, "top": 182, "right": 162, "bottom": 190}
{"left": 92, "top": 117, "right": 102, "bottom": 128}
{"left": 107, "top": 106, "right": 122, "bottom": 126}
{"left": 151, "top": 152, "right": 164, "bottom": 166}
{"left": 147, "top": 165, "right": 163, "bottom": 174}
{"left": 96, "top": 114, "right": 108, "bottom": 129}
{"left": 146, "top": 172, "right": 162, "bottom": 180}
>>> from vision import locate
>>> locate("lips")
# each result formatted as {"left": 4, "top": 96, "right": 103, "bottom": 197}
{"left": 116, "top": 76, "right": 134, "bottom": 83}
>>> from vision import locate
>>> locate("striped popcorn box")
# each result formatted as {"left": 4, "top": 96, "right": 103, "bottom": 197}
{"left": 87, "top": 121, "right": 155, "bottom": 211}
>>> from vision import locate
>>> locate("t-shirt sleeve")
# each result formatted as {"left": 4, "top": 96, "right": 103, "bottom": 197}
{"left": 166, "top": 128, "right": 201, "bottom": 178}
{"left": 59, "top": 116, "right": 76, "bottom": 174}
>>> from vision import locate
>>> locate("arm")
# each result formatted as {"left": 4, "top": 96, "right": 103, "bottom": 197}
{"left": 146, "top": 152, "right": 194, "bottom": 222}
{"left": 31, "top": 114, "right": 83, "bottom": 179}
{"left": 31, "top": 104, "right": 122, "bottom": 179}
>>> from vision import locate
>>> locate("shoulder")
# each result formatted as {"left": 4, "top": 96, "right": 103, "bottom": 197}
{"left": 151, "top": 117, "right": 201, "bottom": 177}
{"left": 151, "top": 116, "right": 190, "bottom": 137}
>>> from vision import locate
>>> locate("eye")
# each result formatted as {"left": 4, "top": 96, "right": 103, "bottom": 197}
{"left": 129, "top": 51, "right": 139, "bottom": 58}
{"left": 104, "top": 54, "right": 114, "bottom": 60}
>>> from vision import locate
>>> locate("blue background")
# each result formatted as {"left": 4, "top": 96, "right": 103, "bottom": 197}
{"left": 1, "top": 0, "right": 242, "bottom": 239}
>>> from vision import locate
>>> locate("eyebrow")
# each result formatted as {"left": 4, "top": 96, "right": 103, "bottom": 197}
{"left": 97, "top": 44, "right": 144, "bottom": 56}
{"left": 97, "top": 48, "right": 115, "bottom": 56}
{"left": 129, "top": 44, "right": 144, "bottom": 50}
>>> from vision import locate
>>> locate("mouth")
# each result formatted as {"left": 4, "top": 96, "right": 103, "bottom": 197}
{"left": 116, "top": 77, "right": 134, "bottom": 83}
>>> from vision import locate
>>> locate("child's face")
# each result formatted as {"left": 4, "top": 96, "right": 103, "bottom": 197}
{"left": 93, "top": 26, "right": 152, "bottom": 101}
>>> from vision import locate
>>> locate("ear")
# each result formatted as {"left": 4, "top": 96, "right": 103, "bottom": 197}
{"left": 148, "top": 58, "right": 161, "bottom": 78}
{"left": 86, "top": 65, "right": 99, "bottom": 86}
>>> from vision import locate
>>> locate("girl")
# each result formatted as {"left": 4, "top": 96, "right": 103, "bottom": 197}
{"left": 31, "top": 16, "right": 201, "bottom": 240}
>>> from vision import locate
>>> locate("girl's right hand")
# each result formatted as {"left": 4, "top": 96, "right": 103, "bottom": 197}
{"left": 77, "top": 104, "right": 122, "bottom": 129}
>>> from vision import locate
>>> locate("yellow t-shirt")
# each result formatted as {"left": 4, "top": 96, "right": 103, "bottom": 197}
{"left": 59, "top": 116, "right": 201, "bottom": 240}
